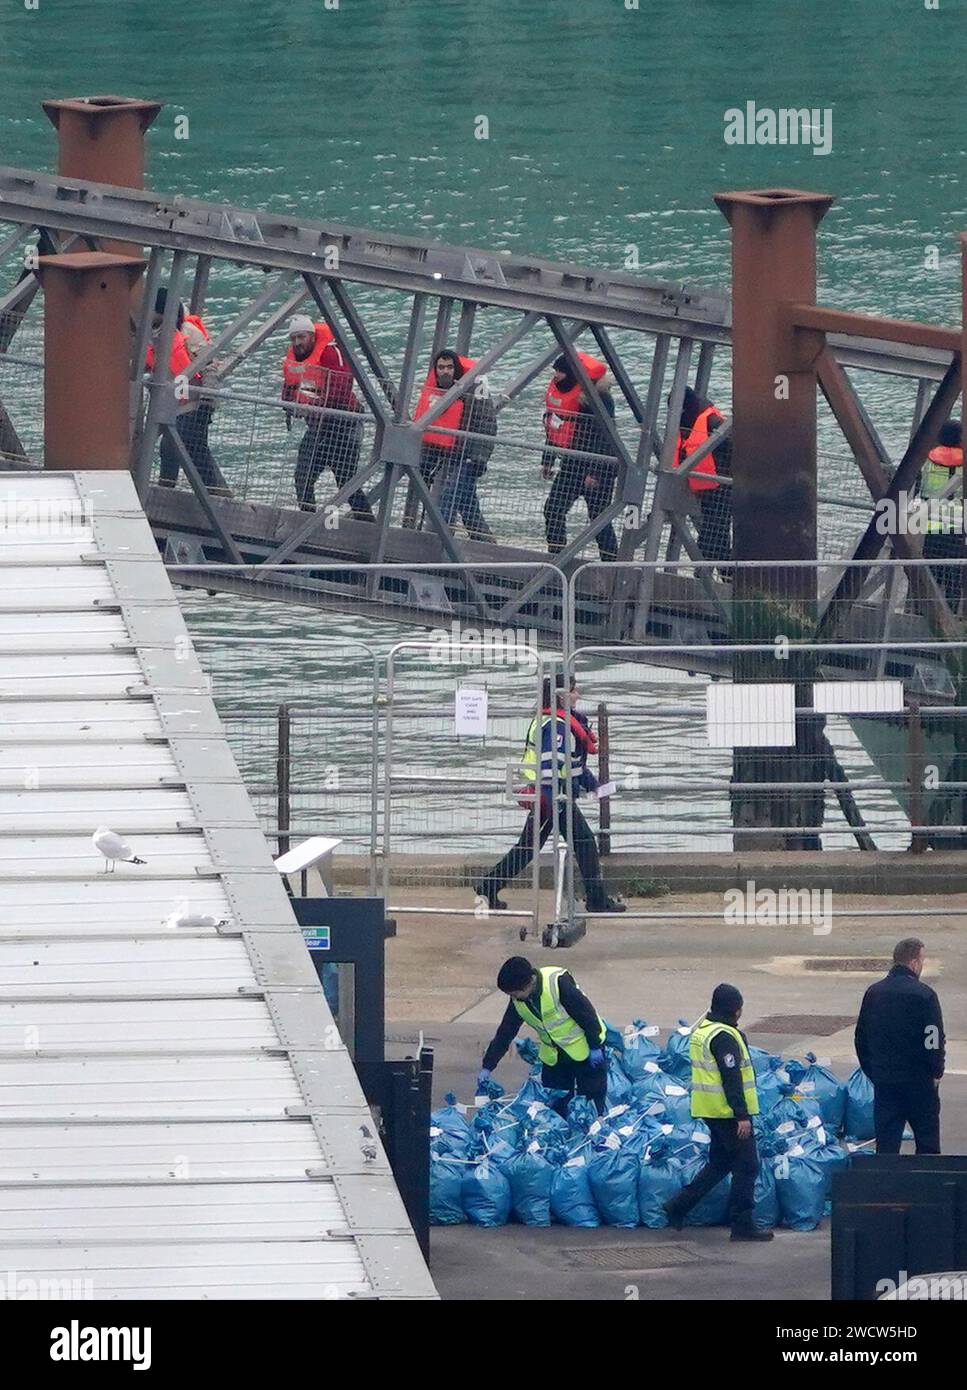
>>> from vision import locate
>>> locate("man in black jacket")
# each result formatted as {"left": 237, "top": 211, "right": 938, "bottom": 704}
{"left": 854, "top": 938, "right": 945, "bottom": 1154}
{"left": 475, "top": 957, "right": 608, "bottom": 1116}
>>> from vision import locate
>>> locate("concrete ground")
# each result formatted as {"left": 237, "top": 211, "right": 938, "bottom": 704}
{"left": 382, "top": 884, "right": 967, "bottom": 1301}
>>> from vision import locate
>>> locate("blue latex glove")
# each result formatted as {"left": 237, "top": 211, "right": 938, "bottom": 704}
{"left": 588, "top": 1048, "right": 605, "bottom": 1069}
{"left": 476, "top": 1068, "right": 492, "bottom": 1090}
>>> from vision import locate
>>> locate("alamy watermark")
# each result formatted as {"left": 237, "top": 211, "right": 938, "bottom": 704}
{"left": 427, "top": 619, "right": 538, "bottom": 666}
{"left": 724, "top": 102, "right": 833, "bottom": 156}
{"left": 724, "top": 878, "right": 832, "bottom": 935}
{"left": 0, "top": 1270, "right": 94, "bottom": 1300}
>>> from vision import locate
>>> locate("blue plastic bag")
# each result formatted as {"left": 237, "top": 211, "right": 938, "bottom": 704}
{"left": 620, "top": 1019, "right": 662, "bottom": 1082}
{"left": 605, "top": 1053, "right": 633, "bottom": 1107}
{"left": 755, "top": 1059, "right": 787, "bottom": 1114}
{"left": 588, "top": 1142, "right": 640, "bottom": 1227}
{"left": 430, "top": 1154, "right": 467, "bottom": 1225}
{"left": 431, "top": 1093, "right": 473, "bottom": 1151}
{"left": 633, "top": 1071, "right": 692, "bottom": 1127}
{"left": 515, "top": 1037, "right": 541, "bottom": 1066}
{"left": 504, "top": 1143, "right": 557, "bottom": 1227}
{"left": 749, "top": 1045, "right": 782, "bottom": 1078}
{"left": 752, "top": 1161, "right": 779, "bottom": 1228}
{"left": 793, "top": 1054, "right": 847, "bottom": 1134}
{"left": 774, "top": 1149, "right": 826, "bottom": 1231}
{"left": 844, "top": 1067, "right": 875, "bottom": 1141}
{"left": 549, "top": 1151, "right": 600, "bottom": 1228}
{"left": 660, "top": 1019, "right": 694, "bottom": 1080}
{"left": 638, "top": 1143, "right": 683, "bottom": 1228}
{"left": 768, "top": 1087, "right": 824, "bottom": 1134}
{"left": 462, "top": 1158, "right": 512, "bottom": 1227}
{"left": 472, "top": 1100, "right": 520, "bottom": 1152}
{"left": 507, "top": 1074, "right": 559, "bottom": 1116}
{"left": 566, "top": 1094, "right": 600, "bottom": 1137}
{"left": 676, "top": 1150, "right": 731, "bottom": 1225}
{"left": 665, "top": 1120, "right": 711, "bottom": 1164}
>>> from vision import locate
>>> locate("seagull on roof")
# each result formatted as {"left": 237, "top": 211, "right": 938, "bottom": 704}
{"left": 92, "top": 827, "right": 146, "bottom": 874}
{"left": 163, "top": 910, "right": 228, "bottom": 929}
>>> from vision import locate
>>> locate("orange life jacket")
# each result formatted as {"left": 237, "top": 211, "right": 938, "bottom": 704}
{"left": 544, "top": 353, "right": 607, "bottom": 449}
{"left": 282, "top": 323, "right": 353, "bottom": 408}
{"left": 415, "top": 356, "right": 475, "bottom": 448}
{"left": 927, "top": 446, "right": 963, "bottom": 471}
{"left": 675, "top": 405, "right": 720, "bottom": 492}
{"left": 146, "top": 330, "right": 192, "bottom": 377}
{"left": 183, "top": 312, "right": 210, "bottom": 342}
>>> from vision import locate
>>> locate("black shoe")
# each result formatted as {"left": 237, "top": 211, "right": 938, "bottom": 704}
{"left": 586, "top": 894, "right": 626, "bottom": 914}
{"left": 662, "top": 1199, "right": 685, "bottom": 1231}
{"left": 473, "top": 881, "right": 507, "bottom": 912}
{"left": 730, "top": 1226, "right": 774, "bottom": 1242}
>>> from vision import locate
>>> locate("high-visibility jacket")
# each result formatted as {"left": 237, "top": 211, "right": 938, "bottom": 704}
{"left": 183, "top": 313, "right": 210, "bottom": 342}
{"left": 921, "top": 445, "right": 964, "bottom": 535}
{"left": 282, "top": 323, "right": 357, "bottom": 410}
{"left": 675, "top": 405, "right": 721, "bottom": 492}
{"left": 544, "top": 353, "right": 607, "bottom": 450}
{"left": 689, "top": 1016, "right": 760, "bottom": 1120}
{"left": 520, "top": 709, "right": 593, "bottom": 793}
{"left": 145, "top": 330, "right": 192, "bottom": 377}
{"left": 414, "top": 356, "right": 475, "bottom": 448}
{"left": 513, "top": 965, "right": 606, "bottom": 1065}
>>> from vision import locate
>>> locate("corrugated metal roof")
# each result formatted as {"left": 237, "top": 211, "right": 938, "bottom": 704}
{"left": 0, "top": 470, "right": 436, "bottom": 1301}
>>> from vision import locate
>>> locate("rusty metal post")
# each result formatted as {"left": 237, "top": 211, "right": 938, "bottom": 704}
{"left": 36, "top": 252, "right": 145, "bottom": 471}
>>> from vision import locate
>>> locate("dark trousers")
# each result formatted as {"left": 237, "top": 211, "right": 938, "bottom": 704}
{"left": 545, "top": 459, "right": 618, "bottom": 560}
{"left": 541, "top": 1053, "right": 607, "bottom": 1117}
{"left": 439, "top": 458, "right": 494, "bottom": 541}
{"left": 697, "top": 485, "right": 732, "bottom": 568}
{"left": 923, "top": 532, "right": 965, "bottom": 612}
{"left": 295, "top": 417, "right": 373, "bottom": 519}
{"left": 874, "top": 1078, "right": 941, "bottom": 1155}
{"left": 670, "top": 1117, "right": 759, "bottom": 1230}
{"left": 159, "top": 404, "right": 229, "bottom": 493}
{"left": 481, "top": 796, "right": 606, "bottom": 903}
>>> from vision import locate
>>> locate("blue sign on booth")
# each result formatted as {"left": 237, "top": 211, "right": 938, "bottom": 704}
{"left": 301, "top": 926, "right": 331, "bottom": 952}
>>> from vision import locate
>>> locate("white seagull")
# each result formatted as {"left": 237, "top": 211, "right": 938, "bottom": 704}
{"left": 92, "top": 827, "right": 146, "bottom": 874}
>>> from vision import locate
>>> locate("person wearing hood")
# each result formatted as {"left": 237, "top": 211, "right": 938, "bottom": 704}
{"left": 542, "top": 353, "right": 620, "bottom": 561}
{"left": 412, "top": 350, "right": 497, "bottom": 542}
{"left": 663, "top": 983, "right": 773, "bottom": 1241}
{"left": 919, "top": 420, "right": 964, "bottom": 612}
{"left": 673, "top": 386, "right": 732, "bottom": 571}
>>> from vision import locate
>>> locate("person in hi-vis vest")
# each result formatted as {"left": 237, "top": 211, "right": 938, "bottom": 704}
{"left": 663, "top": 983, "right": 774, "bottom": 1241}
{"left": 477, "top": 958, "right": 608, "bottom": 1116}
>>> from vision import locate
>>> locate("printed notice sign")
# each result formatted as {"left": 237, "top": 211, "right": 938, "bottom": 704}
{"left": 455, "top": 686, "right": 488, "bottom": 736}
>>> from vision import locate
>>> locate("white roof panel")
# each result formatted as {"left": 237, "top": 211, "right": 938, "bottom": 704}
{"left": 0, "top": 787, "right": 194, "bottom": 834}
{"left": 0, "top": 937, "right": 254, "bottom": 997}
{"left": 0, "top": 999, "right": 278, "bottom": 1053}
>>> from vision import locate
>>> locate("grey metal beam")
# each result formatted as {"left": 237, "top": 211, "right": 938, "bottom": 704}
{"left": 396, "top": 293, "right": 427, "bottom": 423}
{"left": 189, "top": 255, "right": 212, "bottom": 315}
{"left": 159, "top": 424, "right": 245, "bottom": 565}
{"left": 430, "top": 297, "right": 453, "bottom": 360}
{"left": 218, "top": 286, "right": 310, "bottom": 381}
{"left": 546, "top": 314, "right": 634, "bottom": 475}
{"left": 186, "top": 271, "right": 298, "bottom": 380}
{"left": 327, "top": 278, "right": 399, "bottom": 412}
{"left": 132, "top": 250, "right": 187, "bottom": 499}
{"left": 588, "top": 323, "right": 646, "bottom": 422}
{"left": 302, "top": 274, "right": 392, "bottom": 425}
{"left": 455, "top": 301, "right": 477, "bottom": 356}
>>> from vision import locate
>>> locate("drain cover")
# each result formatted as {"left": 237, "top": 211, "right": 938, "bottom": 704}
{"left": 805, "top": 958, "right": 890, "bottom": 972}
{"left": 750, "top": 1014, "right": 855, "bottom": 1035}
{"left": 564, "top": 1244, "right": 698, "bottom": 1271}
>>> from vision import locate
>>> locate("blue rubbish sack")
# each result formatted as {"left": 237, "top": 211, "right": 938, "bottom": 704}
{"left": 504, "top": 1141, "right": 558, "bottom": 1227}
{"left": 515, "top": 1037, "right": 541, "bottom": 1067}
{"left": 472, "top": 1101, "right": 521, "bottom": 1153}
{"left": 479, "top": 1134, "right": 518, "bottom": 1170}
{"left": 514, "top": 1099, "right": 569, "bottom": 1144}
{"left": 844, "top": 1067, "right": 875, "bottom": 1141}
{"left": 676, "top": 1150, "right": 731, "bottom": 1226}
{"left": 603, "top": 1021, "right": 626, "bottom": 1054}
{"left": 462, "top": 1157, "right": 512, "bottom": 1227}
{"left": 807, "top": 1136, "right": 851, "bottom": 1200}
{"left": 793, "top": 1054, "right": 847, "bottom": 1134}
{"left": 566, "top": 1094, "right": 600, "bottom": 1137}
{"left": 774, "top": 1148, "right": 827, "bottom": 1231}
{"left": 632, "top": 1071, "right": 692, "bottom": 1127}
{"left": 620, "top": 1019, "right": 662, "bottom": 1082}
{"left": 430, "top": 1093, "right": 473, "bottom": 1152}
{"left": 638, "top": 1141, "right": 684, "bottom": 1228}
{"left": 506, "top": 1074, "right": 561, "bottom": 1117}
{"left": 549, "top": 1150, "right": 600, "bottom": 1228}
{"left": 605, "top": 1052, "right": 633, "bottom": 1107}
{"left": 659, "top": 1019, "right": 694, "bottom": 1080}
{"left": 749, "top": 1045, "right": 782, "bottom": 1078}
{"left": 474, "top": 1074, "right": 505, "bottom": 1102}
{"left": 430, "top": 1153, "right": 467, "bottom": 1225}
{"left": 755, "top": 1059, "right": 788, "bottom": 1114}
{"left": 587, "top": 1140, "right": 640, "bottom": 1227}
{"left": 768, "top": 1086, "right": 824, "bottom": 1134}
{"left": 753, "top": 1160, "right": 780, "bottom": 1229}
{"left": 665, "top": 1121, "right": 711, "bottom": 1164}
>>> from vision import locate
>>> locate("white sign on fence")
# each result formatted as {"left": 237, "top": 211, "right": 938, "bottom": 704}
{"left": 813, "top": 680, "right": 905, "bottom": 714}
{"left": 454, "top": 686, "right": 488, "bottom": 737}
{"left": 706, "top": 682, "right": 796, "bottom": 748}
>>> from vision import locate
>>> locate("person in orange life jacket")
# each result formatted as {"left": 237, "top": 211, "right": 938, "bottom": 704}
{"left": 282, "top": 314, "right": 374, "bottom": 521}
{"left": 150, "top": 288, "right": 230, "bottom": 497}
{"left": 542, "top": 354, "right": 620, "bottom": 561}
{"left": 919, "top": 420, "right": 965, "bottom": 611}
{"left": 673, "top": 386, "right": 732, "bottom": 570}
{"left": 473, "top": 674, "right": 625, "bottom": 914}
{"left": 408, "top": 350, "right": 496, "bottom": 541}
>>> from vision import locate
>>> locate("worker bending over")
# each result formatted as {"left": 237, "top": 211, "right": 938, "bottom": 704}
{"left": 477, "top": 958, "right": 607, "bottom": 1116}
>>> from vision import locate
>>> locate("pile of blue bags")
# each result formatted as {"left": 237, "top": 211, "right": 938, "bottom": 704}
{"left": 431, "top": 1024, "right": 875, "bottom": 1232}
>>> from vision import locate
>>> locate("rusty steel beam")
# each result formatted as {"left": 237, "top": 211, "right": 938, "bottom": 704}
{"left": 786, "top": 303, "right": 960, "bottom": 356}
{"left": 36, "top": 251, "right": 145, "bottom": 470}
{"left": 714, "top": 187, "right": 833, "bottom": 592}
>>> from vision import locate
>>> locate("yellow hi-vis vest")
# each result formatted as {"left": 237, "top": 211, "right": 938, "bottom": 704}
{"left": 513, "top": 966, "right": 605, "bottom": 1066}
{"left": 921, "top": 446, "right": 964, "bottom": 535}
{"left": 520, "top": 714, "right": 582, "bottom": 791}
{"left": 689, "top": 1017, "right": 760, "bottom": 1120}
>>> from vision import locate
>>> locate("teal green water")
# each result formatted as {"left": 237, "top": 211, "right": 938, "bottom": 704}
{"left": 2, "top": 0, "right": 963, "bottom": 852}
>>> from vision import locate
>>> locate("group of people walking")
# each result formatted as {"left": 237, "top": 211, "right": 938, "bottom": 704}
{"left": 478, "top": 938, "right": 946, "bottom": 1243}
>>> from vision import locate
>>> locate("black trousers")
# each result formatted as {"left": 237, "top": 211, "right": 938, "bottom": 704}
{"left": 923, "top": 532, "right": 965, "bottom": 612}
{"left": 545, "top": 459, "right": 618, "bottom": 560}
{"left": 295, "top": 417, "right": 374, "bottom": 519}
{"left": 670, "top": 1117, "right": 759, "bottom": 1230}
{"left": 541, "top": 1053, "right": 607, "bottom": 1117}
{"left": 874, "top": 1078, "right": 941, "bottom": 1155}
{"left": 481, "top": 797, "right": 606, "bottom": 903}
{"left": 697, "top": 485, "right": 732, "bottom": 567}
{"left": 159, "top": 404, "right": 229, "bottom": 493}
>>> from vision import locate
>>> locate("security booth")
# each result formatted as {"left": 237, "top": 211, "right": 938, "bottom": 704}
{"left": 289, "top": 893, "right": 432, "bottom": 1260}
